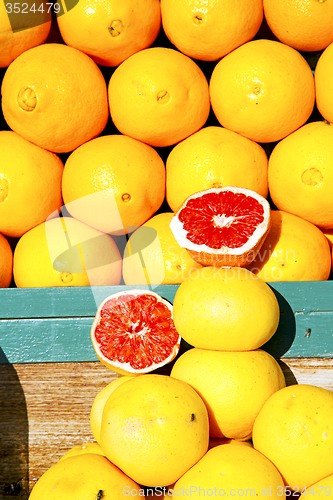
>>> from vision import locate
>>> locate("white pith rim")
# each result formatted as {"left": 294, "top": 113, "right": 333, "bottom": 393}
{"left": 91, "top": 289, "right": 181, "bottom": 374}
{"left": 169, "top": 186, "right": 271, "bottom": 256}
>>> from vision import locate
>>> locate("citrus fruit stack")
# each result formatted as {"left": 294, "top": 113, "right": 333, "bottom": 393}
{"left": 170, "top": 266, "right": 286, "bottom": 440}
{"left": 1, "top": 0, "right": 333, "bottom": 285}
{"left": 30, "top": 373, "right": 212, "bottom": 497}
{"left": 28, "top": 281, "right": 333, "bottom": 499}
{"left": 29, "top": 374, "right": 333, "bottom": 499}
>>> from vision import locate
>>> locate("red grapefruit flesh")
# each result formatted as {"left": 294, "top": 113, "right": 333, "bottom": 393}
{"left": 169, "top": 187, "right": 271, "bottom": 267}
{"left": 91, "top": 290, "right": 181, "bottom": 375}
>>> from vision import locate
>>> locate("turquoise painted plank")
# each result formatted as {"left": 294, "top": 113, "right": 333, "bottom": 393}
{"left": 0, "top": 286, "right": 103, "bottom": 319}
{"left": 269, "top": 282, "right": 333, "bottom": 313}
{"left": 0, "top": 317, "right": 98, "bottom": 364}
{"left": 0, "top": 311, "right": 332, "bottom": 363}
{"left": 261, "top": 283, "right": 333, "bottom": 358}
{"left": 0, "top": 285, "right": 173, "bottom": 319}
{"left": 0, "top": 282, "right": 333, "bottom": 363}
{"left": 1, "top": 282, "right": 333, "bottom": 319}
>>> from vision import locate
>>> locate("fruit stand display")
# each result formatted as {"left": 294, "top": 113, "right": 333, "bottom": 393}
{"left": 1, "top": 1, "right": 333, "bottom": 499}
{"left": 1, "top": 282, "right": 333, "bottom": 496}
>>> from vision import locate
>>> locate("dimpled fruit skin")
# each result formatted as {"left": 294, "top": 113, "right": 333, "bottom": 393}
{"left": 263, "top": 0, "right": 333, "bottom": 52}
{"left": 171, "top": 348, "right": 286, "bottom": 439}
{"left": 252, "top": 384, "right": 333, "bottom": 490}
{"left": 268, "top": 121, "right": 333, "bottom": 230}
{"left": 90, "top": 376, "right": 133, "bottom": 444}
{"left": 57, "top": 0, "right": 161, "bottom": 67}
{"left": 315, "top": 43, "right": 333, "bottom": 124}
{"left": 160, "top": 0, "right": 263, "bottom": 61}
{"left": 61, "top": 134, "right": 166, "bottom": 234}
{"left": 209, "top": 39, "right": 315, "bottom": 143}
{"left": 0, "top": 131, "right": 63, "bottom": 239}
{"left": 172, "top": 266, "right": 280, "bottom": 351}
{"left": 28, "top": 453, "right": 142, "bottom": 500}
{"left": 108, "top": 47, "right": 210, "bottom": 147}
{"left": 1, "top": 43, "right": 109, "bottom": 153}
{"left": 172, "top": 441, "right": 285, "bottom": 500}
{"left": 99, "top": 374, "right": 209, "bottom": 487}
{"left": 166, "top": 126, "right": 269, "bottom": 213}
{"left": 247, "top": 210, "right": 332, "bottom": 282}
{"left": 58, "top": 442, "right": 106, "bottom": 462}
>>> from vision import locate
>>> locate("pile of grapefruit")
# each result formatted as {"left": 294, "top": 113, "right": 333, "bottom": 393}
{"left": 29, "top": 272, "right": 333, "bottom": 499}
{"left": 2, "top": 2, "right": 333, "bottom": 498}
{"left": 1, "top": 0, "right": 333, "bottom": 288}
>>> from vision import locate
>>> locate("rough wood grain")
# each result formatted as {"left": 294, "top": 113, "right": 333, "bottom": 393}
{"left": 1, "top": 359, "right": 333, "bottom": 499}
{"left": 0, "top": 362, "right": 120, "bottom": 499}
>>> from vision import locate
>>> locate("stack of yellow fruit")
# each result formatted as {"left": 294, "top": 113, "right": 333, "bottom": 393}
{"left": 1, "top": 1, "right": 333, "bottom": 498}
{"left": 170, "top": 267, "right": 285, "bottom": 440}
{"left": 1, "top": 0, "right": 333, "bottom": 287}
{"left": 27, "top": 270, "right": 333, "bottom": 499}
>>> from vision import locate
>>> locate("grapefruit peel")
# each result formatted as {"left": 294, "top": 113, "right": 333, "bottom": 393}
{"left": 169, "top": 186, "right": 271, "bottom": 267}
{"left": 91, "top": 289, "right": 181, "bottom": 375}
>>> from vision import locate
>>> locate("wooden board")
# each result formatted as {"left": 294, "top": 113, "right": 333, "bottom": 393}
{"left": 1, "top": 282, "right": 333, "bottom": 363}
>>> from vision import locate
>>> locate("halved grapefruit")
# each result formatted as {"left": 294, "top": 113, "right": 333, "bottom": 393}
{"left": 91, "top": 290, "right": 181, "bottom": 375}
{"left": 169, "top": 187, "right": 271, "bottom": 267}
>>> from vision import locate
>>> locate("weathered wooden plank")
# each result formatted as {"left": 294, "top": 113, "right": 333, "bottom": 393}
{"left": 281, "top": 357, "right": 333, "bottom": 390}
{"left": 0, "top": 362, "right": 118, "bottom": 499}
{"left": 1, "top": 359, "right": 333, "bottom": 499}
{"left": 1, "top": 282, "right": 333, "bottom": 319}
{"left": 1, "top": 311, "right": 333, "bottom": 362}
{"left": 1, "top": 283, "right": 333, "bottom": 362}
{"left": 0, "top": 285, "right": 171, "bottom": 319}
{"left": 0, "top": 317, "right": 99, "bottom": 364}
{"left": 0, "top": 286, "right": 101, "bottom": 319}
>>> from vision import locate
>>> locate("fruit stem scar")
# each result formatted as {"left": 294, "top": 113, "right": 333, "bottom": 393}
{"left": 301, "top": 168, "right": 323, "bottom": 186}
{"left": 0, "top": 177, "right": 9, "bottom": 203}
{"left": 109, "top": 19, "right": 123, "bottom": 37}
{"left": 194, "top": 13, "right": 203, "bottom": 23}
{"left": 157, "top": 90, "right": 170, "bottom": 103}
{"left": 122, "top": 193, "right": 131, "bottom": 202}
{"left": 60, "top": 272, "right": 73, "bottom": 283}
{"left": 17, "top": 87, "right": 37, "bottom": 111}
